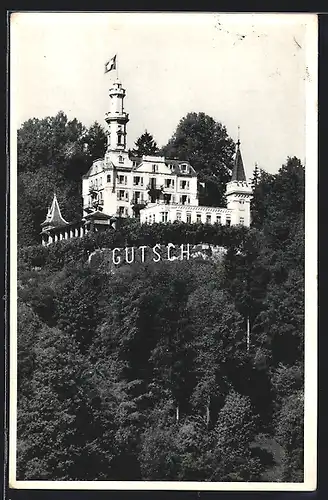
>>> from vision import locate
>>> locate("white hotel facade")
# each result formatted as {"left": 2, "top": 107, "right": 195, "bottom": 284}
{"left": 41, "top": 78, "right": 252, "bottom": 245}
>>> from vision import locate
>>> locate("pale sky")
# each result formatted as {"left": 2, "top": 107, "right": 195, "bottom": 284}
{"left": 11, "top": 12, "right": 317, "bottom": 176}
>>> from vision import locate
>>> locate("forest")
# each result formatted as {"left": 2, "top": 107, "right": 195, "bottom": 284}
{"left": 16, "top": 112, "right": 305, "bottom": 482}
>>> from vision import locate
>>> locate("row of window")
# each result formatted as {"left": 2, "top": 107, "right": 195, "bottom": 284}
{"left": 152, "top": 164, "right": 189, "bottom": 173}
{"left": 116, "top": 190, "right": 191, "bottom": 205}
{"left": 144, "top": 213, "right": 245, "bottom": 225}
{"left": 179, "top": 213, "right": 233, "bottom": 225}
{"left": 90, "top": 176, "right": 190, "bottom": 190}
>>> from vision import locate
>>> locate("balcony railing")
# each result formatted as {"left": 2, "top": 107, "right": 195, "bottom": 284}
{"left": 131, "top": 197, "right": 147, "bottom": 206}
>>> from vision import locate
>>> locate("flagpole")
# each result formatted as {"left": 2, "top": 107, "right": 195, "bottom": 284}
{"left": 246, "top": 316, "right": 250, "bottom": 353}
{"left": 116, "top": 55, "right": 119, "bottom": 80}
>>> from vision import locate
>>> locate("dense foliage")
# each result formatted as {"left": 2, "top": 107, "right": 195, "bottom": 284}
{"left": 16, "top": 108, "right": 304, "bottom": 482}
{"left": 130, "top": 130, "right": 159, "bottom": 157}
{"left": 17, "top": 112, "right": 106, "bottom": 246}
{"left": 17, "top": 155, "right": 304, "bottom": 482}
{"left": 160, "top": 112, "right": 236, "bottom": 207}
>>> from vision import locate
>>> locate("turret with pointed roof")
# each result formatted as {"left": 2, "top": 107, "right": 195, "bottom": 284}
{"left": 225, "top": 138, "right": 252, "bottom": 226}
{"left": 41, "top": 193, "right": 69, "bottom": 233}
{"left": 231, "top": 139, "right": 247, "bottom": 182}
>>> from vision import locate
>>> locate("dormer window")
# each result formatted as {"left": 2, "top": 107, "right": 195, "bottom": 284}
{"left": 118, "top": 155, "right": 124, "bottom": 163}
{"left": 180, "top": 164, "right": 188, "bottom": 173}
{"left": 152, "top": 164, "right": 158, "bottom": 173}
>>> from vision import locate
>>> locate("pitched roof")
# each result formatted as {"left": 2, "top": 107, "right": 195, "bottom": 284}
{"left": 83, "top": 210, "right": 112, "bottom": 221}
{"left": 231, "top": 141, "right": 247, "bottom": 182}
{"left": 41, "top": 194, "right": 69, "bottom": 229}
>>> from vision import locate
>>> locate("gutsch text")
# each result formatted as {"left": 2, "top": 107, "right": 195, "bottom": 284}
{"left": 88, "top": 243, "right": 227, "bottom": 270}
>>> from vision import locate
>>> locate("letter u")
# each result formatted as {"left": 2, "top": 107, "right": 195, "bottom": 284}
{"left": 125, "top": 247, "right": 135, "bottom": 264}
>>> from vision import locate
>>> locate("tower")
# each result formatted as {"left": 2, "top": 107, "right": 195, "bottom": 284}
{"left": 105, "top": 79, "right": 129, "bottom": 158}
{"left": 226, "top": 139, "right": 252, "bottom": 226}
{"left": 40, "top": 193, "right": 70, "bottom": 245}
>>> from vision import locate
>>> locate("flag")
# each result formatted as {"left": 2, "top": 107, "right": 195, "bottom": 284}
{"left": 104, "top": 55, "right": 117, "bottom": 73}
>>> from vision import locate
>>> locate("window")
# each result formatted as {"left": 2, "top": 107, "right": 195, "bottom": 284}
{"left": 226, "top": 218, "right": 231, "bottom": 227}
{"left": 206, "top": 214, "right": 211, "bottom": 224}
{"left": 240, "top": 217, "right": 245, "bottom": 225}
{"left": 133, "top": 176, "right": 143, "bottom": 186}
{"left": 153, "top": 214, "right": 156, "bottom": 223}
{"left": 118, "top": 175, "right": 127, "bottom": 185}
{"left": 117, "top": 190, "right": 125, "bottom": 201}
{"left": 180, "top": 164, "right": 188, "bottom": 173}
{"left": 216, "top": 215, "right": 221, "bottom": 224}
{"left": 152, "top": 164, "right": 158, "bottom": 173}
{"left": 118, "top": 206, "right": 125, "bottom": 216}
{"left": 99, "top": 191, "right": 103, "bottom": 204}
{"left": 181, "top": 195, "right": 187, "bottom": 205}
{"left": 196, "top": 213, "right": 202, "bottom": 223}
{"left": 107, "top": 174, "right": 111, "bottom": 183}
{"left": 150, "top": 178, "right": 157, "bottom": 189}
{"left": 133, "top": 191, "right": 140, "bottom": 203}
{"left": 161, "top": 211, "right": 168, "bottom": 223}
{"left": 176, "top": 211, "right": 182, "bottom": 221}
{"left": 94, "top": 178, "right": 98, "bottom": 189}
{"left": 99, "top": 177, "right": 103, "bottom": 187}
{"left": 186, "top": 212, "right": 191, "bottom": 223}
{"left": 118, "top": 155, "right": 124, "bottom": 163}
{"left": 165, "top": 178, "right": 174, "bottom": 189}
{"left": 180, "top": 180, "right": 189, "bottom": 190}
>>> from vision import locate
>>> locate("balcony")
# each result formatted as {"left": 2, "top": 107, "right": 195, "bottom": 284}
{"left": 147, "top": 184, "right": 164, "bottom": 203}
{"left": 89, "top": 186, "right": 98, "bottom": 197}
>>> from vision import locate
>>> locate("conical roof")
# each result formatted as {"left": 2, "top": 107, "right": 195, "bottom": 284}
{"left": 231, "top": 140, "right": 247, "bottom": 182}
{"left": 41, "top": 193, "right": 69, "bottom": 229}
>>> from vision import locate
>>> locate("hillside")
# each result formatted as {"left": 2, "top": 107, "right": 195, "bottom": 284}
{"left": 16, "top": 156, "right": 305, "bottom": 481}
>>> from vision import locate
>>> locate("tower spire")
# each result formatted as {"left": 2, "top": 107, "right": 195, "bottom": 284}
{"left": 41, "top": 193, "right": 69, "bottom": 231}
{"left": 231, "top": 133, "right": 246, "bottom": 182}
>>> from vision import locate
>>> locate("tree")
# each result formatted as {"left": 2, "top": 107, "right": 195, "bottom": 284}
{"left": 130, "top": 130, "right": 159, "bottom": 157}
{"left": 206, "top": 391, "right": 263, "bottom": 481}
{"left": 17, "top": 112, "right": 107, "bottom": 246}
{"left": 17, "top": 323, "right": 117, "bottom": 480}
{"left": 273, "top": 390, "right": 304, "bottom": 481}
{"left": 251, "top": 157, "right": 304, "bottom": 230}
{"left": 17, "top": 111, "right": 86, "bottom": 175}
{"left": 251, "top": 162, "right": 260, "bottom": 190}
{"left": 83, "top": 121, "right": 107, "bottom": 162}
{"left": 160, "top": 112, "right": 235, "bottom": 206}
{"left": 18, "top": 166, "right": 82, "bottom": 246}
